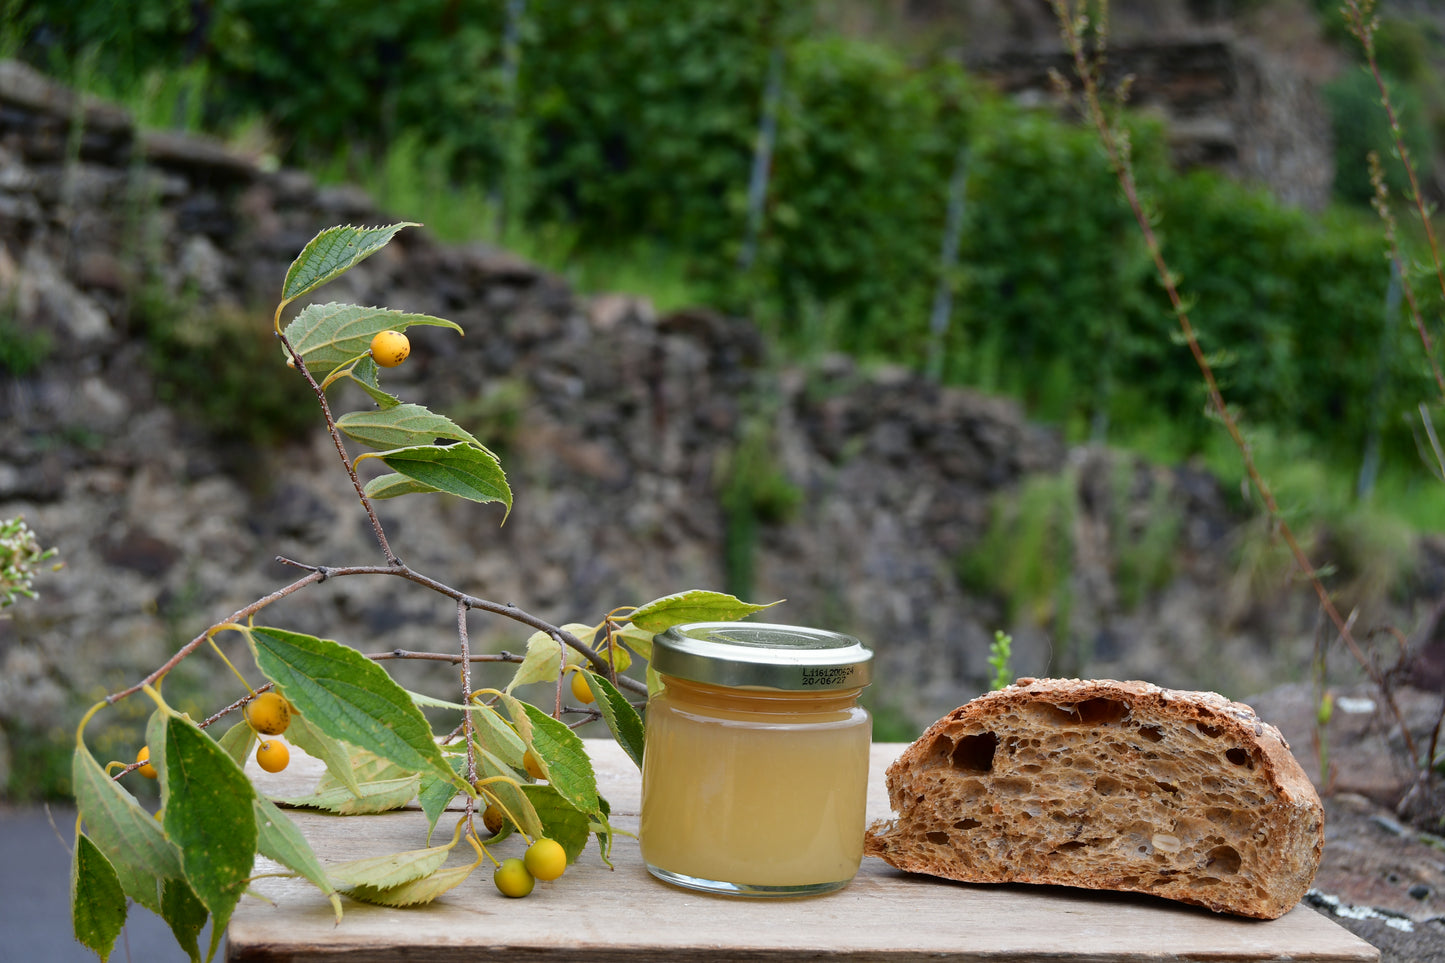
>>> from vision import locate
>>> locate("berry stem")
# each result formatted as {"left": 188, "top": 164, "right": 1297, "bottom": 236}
{"left": 276, "top": 330, "right": 399, "bottom": 566}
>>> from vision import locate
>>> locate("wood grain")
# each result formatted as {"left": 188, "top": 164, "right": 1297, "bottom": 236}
{"left": 226, "top": 741, "right": 1379, "bottom": 962}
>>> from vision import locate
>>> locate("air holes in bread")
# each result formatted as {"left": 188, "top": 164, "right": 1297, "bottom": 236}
{"left": 953, "top": 818, "right": 981, "bottom": 830}
{"left": 1224, "top": 747, "right": 1253, "bottom": 769}
{"left": 925, "top": 831, "right": 950, "bottom": 845}
{"left": 1206, "top": 845, "right": 1242, "bottom": 875}
{"left": 1156, "top": 781, "right": 1179, "bottom": 794}
{"left": 949, "top": 732, "right": 998, "bottom": 773}
{"left": 1196, "top": 722, "right": 1225, "bottom": 738}
{"left": 1138, "top": 724, "right": 1165, "bottom": 742}
{"left": 1095, "top": 775, "right": 1125, "bottom": 796}
{"left": 1026, "top": 698, "right": 1130, "bottom": 727}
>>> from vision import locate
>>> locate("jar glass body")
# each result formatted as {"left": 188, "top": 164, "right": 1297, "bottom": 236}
{"left": 639, "top": 675, "right": 872, "bottom": 897}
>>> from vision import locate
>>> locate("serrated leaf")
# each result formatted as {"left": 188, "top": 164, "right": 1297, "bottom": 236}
{"left": 162, "top": 716, "right": 257, "bottom": 935}
{"left": 520, "top": 703, "right": 599, "bottom": 817}
{"left": 588, "top": 672, "right": 645, "bottom": 769}
{"left": 505, "top": 623, "right": 593, "bottom": 693}
{"left": 72, "top": 833, "right": 127, "bottom": 961}
{"left": 277, "top": 775, "right": 420, "bottom": 815}
{"left": 363, "top": 473, "right": 441, "bottom": 499}
{"left": 253, "top": 795, "right": 342, "bottom": 922}
{"left": 284, "top": 712, "right": 361, "bottom": 798}
{"left": 346, "top": 863, "right": 476, "bottom": 907}
{"left": 328, "top": 843, "right": 453, "bottom": 890}
{"left": 366, "top": 444, "right": 511, "bottom": 513}
{"left": 250, "top": 627, "right": 454, "bottom": 783}
{"left": 160, "top": 876, "right": 207, "bottom": 963}
{"left": 521, "top": 784, "right": 591, "bottom": 864}
{"left": 627, "top": 590, "right": 780, "bottom": 633}
{"left": 214, "top": 720, "right": 255, "bottom": 769}
{"left": 282, "top": 302, "right": 462, "bottom": 370}
{"left": 345, "top": 356, "right": 400, "bottom": 408}
{"left": 281, "top": 223, "right": 418, "bottom": 305}
{"left": 72, "top": 743, "right": 180, "bottom": 913}
{"left": 338, "top": 403, "right": 486, "bottom": 453}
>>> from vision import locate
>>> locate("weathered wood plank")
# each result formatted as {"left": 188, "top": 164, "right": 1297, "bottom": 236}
{"left": 227, "top": 741, "right": 1378, "bottom": 962}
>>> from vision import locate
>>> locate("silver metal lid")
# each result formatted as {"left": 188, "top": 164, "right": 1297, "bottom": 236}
{"left": 652, "top": 622, "right": 873, "bottom": 691}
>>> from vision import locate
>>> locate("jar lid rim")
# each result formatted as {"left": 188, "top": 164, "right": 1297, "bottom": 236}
{"left": 651, "top": 621, "right": 873, "bottom": 690}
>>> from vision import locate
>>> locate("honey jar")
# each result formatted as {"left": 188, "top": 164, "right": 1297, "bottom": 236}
{"left": 639, "top": 621, "right": 873, "bottom": 897}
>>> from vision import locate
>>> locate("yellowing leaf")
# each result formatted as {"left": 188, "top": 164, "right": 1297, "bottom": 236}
{"left": 505, "top": 623, "right": 593, "bottom": 693}
{"left": 278, "top": 775, "right": 421, "bottom": 815}
{"left": 285, "top": 713, "right": 362, "bottom": 798}
{"left": 328, "top": 843, "right": 453, "bottom": 890}
{"left": 346, "top": 863, "right": 476, "bottom": 907}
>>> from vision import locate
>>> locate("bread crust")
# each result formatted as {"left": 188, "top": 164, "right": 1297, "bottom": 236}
{"left": 863, "top": 678, "right": 1324, "bottom": 919}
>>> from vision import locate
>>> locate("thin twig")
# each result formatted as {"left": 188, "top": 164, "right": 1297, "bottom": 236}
{"left": 277, "top": 330, "right": 399, "bottom": 565}
{"left": 1050, "top": 0, "right": 1419, "bottom": 765}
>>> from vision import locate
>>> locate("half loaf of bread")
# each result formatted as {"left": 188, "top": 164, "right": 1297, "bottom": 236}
{"left": 864, "top": 678, "right": 1324, "bottom": 919}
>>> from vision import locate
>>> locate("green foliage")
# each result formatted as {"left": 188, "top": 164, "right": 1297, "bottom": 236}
{"left": 0, "top": 516, "right": 57, "bottom": 609}
{"left": 959, "top": 472, "right": 1077, "bottom": 630}
{"left": 1325, "top": 67, "right": 1434, "bottom": 205}
{"left": 717, "top": 414, "right": 803, "bottom": 599}
{"left": 987, "top": 631, "right": 1013, "bottom": 691}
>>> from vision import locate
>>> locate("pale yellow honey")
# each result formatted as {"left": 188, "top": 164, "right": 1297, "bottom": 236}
{"left": 639, "top": 676, "right": 871, "bottom": 890}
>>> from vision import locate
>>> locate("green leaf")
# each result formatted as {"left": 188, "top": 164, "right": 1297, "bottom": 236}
{"left": 316, "top": 746, "right": 408, "bottom": 788}
{"left": 280, "top": 223, "right": 418, "bottom": 305}
{"left": 162, "top": 716, "right": 257, "bottom": 934}
{"left": 160, "top": 877, "right": 208, "bottom": 963}
{"left": 587, "top": 672, "right": 645, "bottom": 769}
{"left": 471, "top": 704, "right": 527, "bottom": 770}
{"left": 253, "top": 796, "right": 342, "bottom": 922}
{"left": 345, "top": 356, "right": 400, "bottom": 408}
{"left": 282, "top": 302, "right": 462, "bottom": 370}
{"left": 365, "top": 444, "right": 511, "bottom": 513}
{"left": 284, "top": 712, "right": 362, "bottom": 798}
{"left": 363, "top": 473, "right": 441, "bottom": 499}
{"left": 72, "top": 833, "right": 127, "bottom": 961}
{"left": 214, "top": 720, "right": 255, "bottom": 769}
{"left": 614, "top": 624, "right": 655, "bottom": 662}
{"left": 627, "top": 590, "right": 780, "bottom": 633}
{"left": 419, "top": 754, "right": 465, "bottom": 841}
{"left": 346, "top": 863, "right": 477, "bottom": 907}
{"left": 519, "top": 702, "right": 600, "bottom": 817}
{"left": 505, "top": 623, "right": 593, "bottom": 693}
{"left": 250, "top": 626, "right": 454, "bottom": 783}
{"left": 521, "top": 784, "right": 591, "bottom": 864}
{"left": 277, "top": 775, "right": 420, "bottom": 815}
{"left": 338, "top": 403, "right": 486, "bottom": 453}
{"left": 71, "top": 743, "right": 180, "bottom": 913}
{"left": 328, "top": 843, "right": 453, "bottom": 890}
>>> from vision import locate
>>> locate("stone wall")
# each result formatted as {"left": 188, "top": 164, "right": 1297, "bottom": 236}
{"left": 0, "top": 60, "right": 1396, "bottom": 792}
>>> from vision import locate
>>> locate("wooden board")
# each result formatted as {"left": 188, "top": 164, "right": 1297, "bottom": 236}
{"left": 226, "top": 741, "right": 1379, "bottom": 962}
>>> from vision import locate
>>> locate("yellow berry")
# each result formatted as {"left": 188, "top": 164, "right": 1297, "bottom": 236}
{"left": 493, "top": 857, "right": 534, "bottom": 898}
{"left": 570, "top": 670, "right": 595, "bottom": 705}
{"left": 369, "top": 329, "right": 410, "bottom": 367}
{"left": 256, "top": 739, "right": 290, "bottom": 773}
{"left": 523, "top": 837, "right": 567, "bottom": 882}
{"left": 523, "top": 749, "right": 546, "bottom": 780}
{"left": 244, "top": 691, "right": 291, "bottom": 736}
{"left": 136, "top": 745, "right": 158, "bottom": 779}
{"left": 481, "top": 801, "right": 507, "bottom": 836}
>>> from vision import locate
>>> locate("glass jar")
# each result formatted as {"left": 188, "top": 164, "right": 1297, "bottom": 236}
{"left": 639, "top": 621, "right": 873, "bottom": 897}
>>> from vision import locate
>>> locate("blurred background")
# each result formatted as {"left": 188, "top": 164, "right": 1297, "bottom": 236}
{"left": 2, "top": 0, "right": 1444, "bottom": 801}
